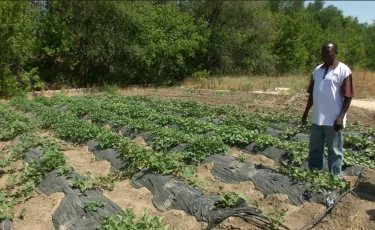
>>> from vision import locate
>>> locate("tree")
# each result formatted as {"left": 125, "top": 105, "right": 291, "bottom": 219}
{"left": 38, "top": 0, "right": 133, "bottom": 86}
{"left": 0, "top": 1, "right": 43, "bottom": 97}
{"left": 122, "top": 1, "right": 209, "bottom": 84}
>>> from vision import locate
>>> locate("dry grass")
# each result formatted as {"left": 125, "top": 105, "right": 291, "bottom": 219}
{"left": 353, "top": 70, "right": 375, "bottom": 99}
{"left": 182, "top": 70, "right": 375, "bottom": 98}
{"left": 183, "top": 74, "right": 310, "bottom": 94}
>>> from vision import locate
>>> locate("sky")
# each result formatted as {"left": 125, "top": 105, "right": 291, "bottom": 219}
{"left": 305, "top": 1, "right": 375, "bottom": 24}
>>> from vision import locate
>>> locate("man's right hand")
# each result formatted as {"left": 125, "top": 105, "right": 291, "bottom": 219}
{"left": 301, "top": 113, "right": 308, "bottom": 125}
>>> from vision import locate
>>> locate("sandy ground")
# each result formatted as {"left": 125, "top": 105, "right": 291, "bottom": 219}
{"left": 117, "top": 87, "right": 375, "bottom": 128}
{"left": 351, "top": 99, "right": 375, "bottom": 111}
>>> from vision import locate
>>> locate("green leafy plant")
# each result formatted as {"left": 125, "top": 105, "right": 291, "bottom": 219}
{"left": 97, "top": 209, "right": 174, "bottom": 230}
{"left": 215, "top": 189, "right": 241, "bottom": 208}
{"left": 237, "top": 154, "right": 247, "bottom": 162}
{"left": 103, "top": 82, "right": 119, "bottom": 95}
{"left": 71, "top": 173, "right": 114, "bottom": 192}
{"left": 84, "top": 199, "right": 106, "bottom": 212}
{"left": 267, "top": 208, "right": 287, "bottom": 229}
{"left": 278, "top": 164, "right": 347, "bottom": 192}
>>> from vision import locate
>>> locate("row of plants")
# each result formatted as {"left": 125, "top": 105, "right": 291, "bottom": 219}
{"left": 10, "top": 97, "right": 186, "bottom": 176}
{"left": 0, "top": 103, "right": 34, "bottom": 140}
{"left": 7, "top": 96, "right": 360, "bottom": 230}
{"left": 37, "top": 94, "right": 374, "bottom": 169}
{"left": 35, "top": 95, "right": 312, "bottom": 167}
{"left": 104, "top": 94, "right": 375, "bottom": 135}
{"left": 10, "top": 97, "right": 280, "bottom": 228}
{"left": 0, "top": 101, "right": 176, "bottom": 229}
{"left": 32, "top": 95, "right": 358, "bottom": 193}
{"left": 0, "top": 103, "right": 69, "bottom": 220}
{"left": 35, "top": 95, "right": 261, "bottom": 144}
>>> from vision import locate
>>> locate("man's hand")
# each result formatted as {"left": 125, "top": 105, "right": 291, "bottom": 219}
{"left": 301, "top": 113, "right": 308, "bottom": 125}
{"left": 334, "top": 116, "right": 344, "bottom": 131}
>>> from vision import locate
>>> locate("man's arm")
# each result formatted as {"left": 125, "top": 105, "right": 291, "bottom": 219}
{"left": 302, "top": 78, "right": 314, "bottom": 124}
{"left": 334, "top": 74, "right": 355, "bottom": 131}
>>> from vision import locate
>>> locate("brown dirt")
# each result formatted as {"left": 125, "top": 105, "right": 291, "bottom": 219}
{"left": 0, "top": 161, "right": 24, "bottom": 189}
{"left": 118, "top": 87, "right": 375, "bottom": 128}
{"left": 229, "top": 147, "right": 275, "bottom": 169}
{"left": 63, "top": 145, "right": 111, "bottom": 177}
{"left": 352, "top": 99, "right": 375, "bottom": 111}
{"left": 0, "top": 141, "right": 11, "bottom": 152}
{"left": 103, "top": 180, "right": 207, "bottom": 230}
{"left": 132, "top": 136, "right": 148, "bottom": 146}
{"left": 0, "top": 174, "right": 9, "bottom": 190}
{"left": 312, "top": 169, "right": 375, "bottom": 230}
{"left": 13, "top": 192, "right": 65, "bottom": 230}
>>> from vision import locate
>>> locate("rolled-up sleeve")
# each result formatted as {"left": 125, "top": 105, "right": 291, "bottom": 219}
{"left": 341, "top": 74, "right": 355, "bottom": 97}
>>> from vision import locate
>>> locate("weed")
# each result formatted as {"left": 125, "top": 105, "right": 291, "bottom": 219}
{"left": 215, "top": 188, "right": 241, "bottom": 208}
{"left": 97, "top": 209, "right": 173, "bottom": 230}
{"left": 267, "top": 208, "right": 287, "bottom": 229}
{"left": 229, "top": 88, "right": 237, "bottom": 94}
{"left": 71, "top": 172, "right": 115, "bottom": 192}
{"left": 103, "top": 82, "right": 119, "bottom": 95}
{"left": 84, "top": 199, "right": 106, "bottom": 212}
{"left": 237, "top": 154, "right": 247, "bottom": 162}
{"left": 214, "top": 91, "right": 223, "bottom": 97}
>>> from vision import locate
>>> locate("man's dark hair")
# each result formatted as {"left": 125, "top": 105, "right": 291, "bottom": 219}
{"left": 322, "top": 41, "right": 338, "bottom": 54}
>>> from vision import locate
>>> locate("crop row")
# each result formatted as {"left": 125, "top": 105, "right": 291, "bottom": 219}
{"left": 34, "top": 94, "right": 374, "bottom": 168}
{"left": 10, "top": 96, "right": 353, "bottom": 196}
{"left": 0, "top": 102, "right": 175, "bottom": 229}
{"left": 0, "top": 103, "right": 68, "bottom": 220}
{"left": 34, "top": 95, "right": 313, "bottom": 164}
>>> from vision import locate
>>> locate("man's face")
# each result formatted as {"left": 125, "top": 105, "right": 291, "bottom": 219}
{"left": 321, "top": 45, "right": 336, "bottom": 64}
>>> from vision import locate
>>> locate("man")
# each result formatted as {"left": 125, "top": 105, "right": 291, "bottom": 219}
{"left": 302, "top": 41, "right": 354, "bottom": 175}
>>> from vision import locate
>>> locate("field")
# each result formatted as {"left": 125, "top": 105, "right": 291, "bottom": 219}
{"left": 0, "top": 88, "right": 374, "bottom": 230}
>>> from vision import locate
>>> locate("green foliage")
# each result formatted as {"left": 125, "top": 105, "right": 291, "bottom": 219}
{"left": 84, "top": 199, "right": 106, "bottom": 212}
{"left": 0, "top": 2, "right": 44, "bottom": 97}
{"left": 216, "top": 190, "right": 241, "bottom": 208}
{"left": 266, "top": 208, "right": 287, "bottom": 229}
{"left": 278, "top": 164, "right": 347, "bottom": 193}
{"left": 191, "top": 70, "right": 210, "bottom": 80}
{"left": 71, "top": 173, "right": 115, "bottom": 192}
{"left": 237, "top": 154, "right": 247, "bottom": 162}
{"left": 103, "top": 83, "right": 119, "bottom": 95}
{"left": 97, "top": 209, "right": 173, "bottom": 230}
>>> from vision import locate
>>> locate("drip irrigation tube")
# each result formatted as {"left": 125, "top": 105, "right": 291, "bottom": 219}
{"left": 298, "top": 168, "right": 366, "bottom": 230}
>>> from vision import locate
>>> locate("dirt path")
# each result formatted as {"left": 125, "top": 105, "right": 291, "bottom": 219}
{"left": 351, "top": 99, "right": 375, "bottom": 111}
{"left": 118, "top": 87, "right": 375, "bottom": 128}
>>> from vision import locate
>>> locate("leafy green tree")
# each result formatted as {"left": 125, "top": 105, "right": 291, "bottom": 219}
{"left": 272, "top": 13, "right": 310, "bottom": 74}
{"left": 184, "top": 1, "right": 276, "bottom": 75}
{"left": 0, "top": 1, "right": 43, "bottom": 97}
{"left": 123, "top": 2, "right": 209, "bottom": 84}
{"left": 38, "top": 0, "right": 133, "bottom": 86}
{"left": 365, "top": 25, "right": 375, "bottom": 70}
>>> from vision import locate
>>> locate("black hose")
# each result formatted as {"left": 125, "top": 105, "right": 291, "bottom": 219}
{"left": 298, "top": 168, "right": 365, "bottom": 230}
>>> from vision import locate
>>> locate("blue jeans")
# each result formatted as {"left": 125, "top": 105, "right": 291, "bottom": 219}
{"left": 308, "top": 124, "right": 343, "bottom": 175}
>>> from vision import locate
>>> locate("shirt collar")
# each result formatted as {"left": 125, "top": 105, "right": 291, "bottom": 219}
{"left": 320, "top": 60, "right": 339, "bottom": 69}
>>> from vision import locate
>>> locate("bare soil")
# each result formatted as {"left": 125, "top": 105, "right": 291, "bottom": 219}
{"left": 229, "top": 147, "right": 275, "bottom": 169}
{"left": 63, "top": 145, "right": 111, "bottom": 177}
{"left": 13, "top": 192, "right": 64, "bottom": 230}
{"left": 119, "top": 87, "right": 375, "bottom": 128}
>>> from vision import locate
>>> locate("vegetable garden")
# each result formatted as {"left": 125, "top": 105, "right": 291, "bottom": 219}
{"left": 0, "top": 93, "right": 374, "bottom": 230}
